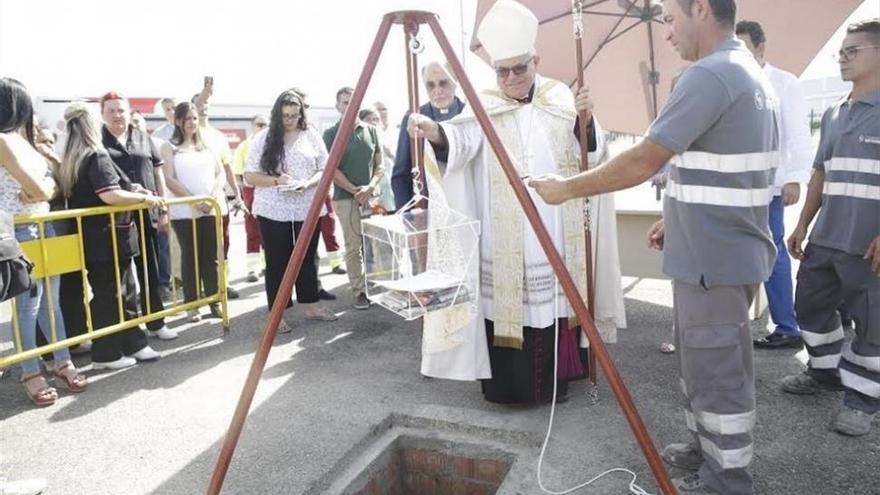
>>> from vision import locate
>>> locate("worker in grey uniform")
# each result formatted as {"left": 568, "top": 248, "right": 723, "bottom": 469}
{"left": 782, "top": 18, "right": 880, "bottom": 437}
{"left": 530, "top": 0, "right": 778, "bottom": 493}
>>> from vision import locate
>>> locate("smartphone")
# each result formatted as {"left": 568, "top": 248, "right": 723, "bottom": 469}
{"left": 204, "top": 76, "right": 214, "bottom": 89}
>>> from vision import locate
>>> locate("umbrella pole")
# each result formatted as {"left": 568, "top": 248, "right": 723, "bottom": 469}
{"left": 573, "top": 0, "right": 598, "bottom": 391}
{"left": 428, "top": 15, "right": 676, "bottom": 495}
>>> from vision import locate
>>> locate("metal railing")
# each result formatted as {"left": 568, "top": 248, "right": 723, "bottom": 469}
{"left": 0, "top": 196, "right": 229, "bottom": 369}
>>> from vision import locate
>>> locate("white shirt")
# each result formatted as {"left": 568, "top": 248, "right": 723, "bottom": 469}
{"left": 245, "top": 127, "right": 328, "bottom": 222}
{"left": 764, "top": 63, "right": 813, "bottom": 193}
{"left": 168, "top": 148, "right": 227, "bottom": 220}
{"left": 152, "top": 123, "right": 175, "bottom": 143}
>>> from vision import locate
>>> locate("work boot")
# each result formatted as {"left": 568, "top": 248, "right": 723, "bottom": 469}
{"left": 832, "top": 405, "right": 876, "bottom": 436}
{"left": 661, "top": 441, "right": 703, "bottom": 470}
{"left": 672, "top": 473, "right": 718, "bottom": 494}
{"left": 781, "top": 371, "right": 843, "bottom": 395}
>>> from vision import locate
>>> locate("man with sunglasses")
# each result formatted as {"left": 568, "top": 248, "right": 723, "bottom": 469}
{"left": 407, "top": 0, "right": 625, "bottom": 400}
{"left": 782, "top": 18, "right": 880, "bottom": 438}
{"left": 392, "top": 61, "right": 466, "bottom": 210}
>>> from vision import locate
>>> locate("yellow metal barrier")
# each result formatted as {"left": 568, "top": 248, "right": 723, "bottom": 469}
{"left": 0, "top": 196, "right": 229, "bottom": 369}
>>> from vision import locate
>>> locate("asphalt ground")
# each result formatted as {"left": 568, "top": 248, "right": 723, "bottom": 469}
{"left": 2, "top": 206, "right": 878, "bottom": 495}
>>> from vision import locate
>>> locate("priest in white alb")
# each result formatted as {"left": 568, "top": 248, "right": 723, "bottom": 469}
{"left": 409, "top": 0, "right": 626, "bottom": 404}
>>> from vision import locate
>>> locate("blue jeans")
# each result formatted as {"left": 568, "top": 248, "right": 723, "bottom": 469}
{"left": 156, "top": 229, "right": 171, "bottom": 287}
{"left": 13, "top": 223, "right": 71, "bottom": 375}
{"left": 764, "top": 195, "right": 799, "bottom": 335}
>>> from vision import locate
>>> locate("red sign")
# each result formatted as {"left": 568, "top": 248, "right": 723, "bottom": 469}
{"left": 221, "top": 129, "right": 247, "bottom": 150}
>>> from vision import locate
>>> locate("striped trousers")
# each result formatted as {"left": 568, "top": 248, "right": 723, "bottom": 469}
{"left": 674, "top": 281, "right": 757, "bottom": 495}
{"left": 796, "top": 243, "right": 880, "bottom": 414}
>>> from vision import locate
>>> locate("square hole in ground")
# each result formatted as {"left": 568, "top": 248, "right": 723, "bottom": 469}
{"left": 345, "top": 435, "right": 515, "bottom": 495}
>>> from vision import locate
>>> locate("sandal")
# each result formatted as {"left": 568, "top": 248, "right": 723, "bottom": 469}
{"left": 278, "top": 320, "right": 293, "bottom": 334}
{"left": 304, "top": 309, "right": 338, "bottom": 321}
{"left": 53, "top": 361, "right": 88, "bottom": 393}
{"left": 21, "top": 373, "right": 58, "bottom": 407}
{"left": 659, "top": 342, "right": 676, "bottom": 354}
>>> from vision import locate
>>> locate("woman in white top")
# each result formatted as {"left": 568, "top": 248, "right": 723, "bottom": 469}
{"left": 0, "top": 78, "right": 87, "bottom": 406}
{"left": 244, "top": 89, "right": 336, "bottom": 332}
{"left": 161, "top": 102, "right": 226, "bottom": 322}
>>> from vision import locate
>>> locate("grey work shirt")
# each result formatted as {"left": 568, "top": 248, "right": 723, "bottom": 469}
{"left": 647, "top": 38, "right": 779, "bottom": 288}
{"left": 809, "top": 90, "right": 880, "bottom": 256}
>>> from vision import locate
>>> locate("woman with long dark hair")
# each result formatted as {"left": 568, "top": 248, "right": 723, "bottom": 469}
{"left": 160, "top": 101, "right": 225, "bottom": 322}
{"left": 244, "top": 89, "right": 336, "bottom": 332}
{"left": 0, "top": 78, "right": 88, "bottom": 406}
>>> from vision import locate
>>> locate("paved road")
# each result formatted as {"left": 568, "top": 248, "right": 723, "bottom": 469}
{"left": 1, "top": 214, "right": 877, "bottom": 495}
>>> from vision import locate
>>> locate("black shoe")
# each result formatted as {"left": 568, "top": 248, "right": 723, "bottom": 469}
{"left": 227, "top": 287, "right": 240, "bottom": 300}
{"left": 317, "top": 289, "right": 337, "bottom": 301}
{"left": 754, "top": 333, "right": 802, "bottom": 349}
{"left": 208, "top": 304, "right": 223, "bottom": 319}
{"left": 331, "top": 266, "right": 347, "bottom": 275}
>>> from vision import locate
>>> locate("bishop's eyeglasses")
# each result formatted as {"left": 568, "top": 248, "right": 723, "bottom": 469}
{"left": 495, "top": 56, "right": 535, "bottom": 79}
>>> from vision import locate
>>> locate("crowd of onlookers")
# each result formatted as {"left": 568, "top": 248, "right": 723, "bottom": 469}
{"left": 0, "top": 62, "right": 465, "bottom": 408}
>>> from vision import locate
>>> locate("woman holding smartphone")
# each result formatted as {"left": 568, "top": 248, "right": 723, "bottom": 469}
{"left": 244, "top": 89, "right": 336, "bottom": 333}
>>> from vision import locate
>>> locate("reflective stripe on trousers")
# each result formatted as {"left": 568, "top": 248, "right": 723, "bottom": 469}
{"left": 795, "top": 243, "right": 880, "bottom": 413}
{"left": 674, "top": 280, "right": 757, "bottom": 495}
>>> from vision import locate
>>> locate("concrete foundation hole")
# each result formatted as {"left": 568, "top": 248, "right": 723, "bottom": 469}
{"left": 347, "top": 436, "right": 514, "bottom": 495}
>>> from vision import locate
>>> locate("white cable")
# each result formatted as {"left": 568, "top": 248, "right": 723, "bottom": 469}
{"left": 535, "top": 278, "right": 654, "bottom": 495}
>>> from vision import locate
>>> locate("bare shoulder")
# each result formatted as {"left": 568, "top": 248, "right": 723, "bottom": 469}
{"left": 0, "top": 133, "right": 35, "bottom": 163}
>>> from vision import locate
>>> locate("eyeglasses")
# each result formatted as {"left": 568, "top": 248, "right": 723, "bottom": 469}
{"left": 281, "top": 113, "right": 299, "bottom": 121}
{"left": 425, "top": 79, "right": 452, "bottom": 91}
{"left": 833, "top": 45, "right": 880, "bottom": 62}
{"left": 495, "top": 56, "right": 534, "bottom": 79}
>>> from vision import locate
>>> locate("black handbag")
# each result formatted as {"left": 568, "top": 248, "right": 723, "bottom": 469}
{"left": 0, "top": 212, "right": 34, "bottom": 302}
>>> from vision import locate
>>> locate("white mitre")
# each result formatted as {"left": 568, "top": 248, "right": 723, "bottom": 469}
{"left": 477, "top": 0, "right": 538, "bottom": 61}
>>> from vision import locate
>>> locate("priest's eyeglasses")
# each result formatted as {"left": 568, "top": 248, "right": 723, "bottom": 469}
{"left": 833, "top": 45, "right": 880, "bottom": 62}
{"left": 425, "top": 79, "right": 452, "bottom": 91}
{"left": 495, "top": 56, "right": 535, "bottom": 78}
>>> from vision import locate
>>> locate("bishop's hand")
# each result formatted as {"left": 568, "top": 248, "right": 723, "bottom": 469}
{"left": 528, "top": 174, "right": 571, "bottom": 205}
{"left": 407, "top": 114, "right": 441, "bottom": 144}
{"left": 573, "top": 86, "right": 594, "bottom": 122}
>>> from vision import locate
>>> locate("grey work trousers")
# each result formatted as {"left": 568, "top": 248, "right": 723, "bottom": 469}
{"left": 674, "top": 280, "right": 757, "bottom": 495}
{"left": 796, "top": 243, "right": 880, "bottom": 414}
